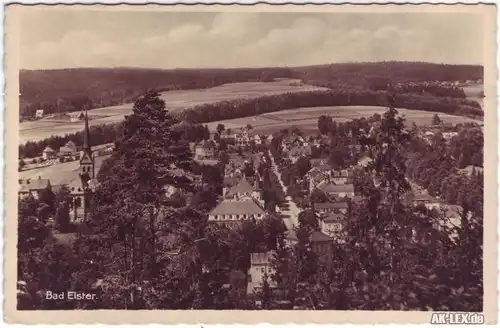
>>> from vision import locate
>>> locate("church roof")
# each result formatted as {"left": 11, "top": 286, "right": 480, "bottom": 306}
{"left": 209, "top": 198, "right": 265, "bottom": 216}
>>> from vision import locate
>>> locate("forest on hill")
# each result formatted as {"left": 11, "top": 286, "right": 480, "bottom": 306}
{"left": 20, "top": 62, "right": 483, "bottom": 118}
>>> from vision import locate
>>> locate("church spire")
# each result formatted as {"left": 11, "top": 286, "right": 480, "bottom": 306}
{"left": 82, "top": 109, "right": 91, "bottom": 151}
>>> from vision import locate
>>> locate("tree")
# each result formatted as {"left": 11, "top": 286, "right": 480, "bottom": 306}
{"left": 309, "top": 189, "right": 328, "bottom": 203}
{"left": 246, "top": 124, "right": 253, "bottom": 131}
{"left": 317, "top": 115, "right": 333, "bottom": 135}
{"left": 216, "top": 124, "right": 225, "bottom": 135}
{"left": 298, "top": 209, "right": 319, "bottom": 232}
{"left": 55, "top": 200, "right": 71, "bottom": 232}
{"left": 19, "top": 159, "right": 26, "bottom": 171}
{"left": 432, "top": 114, "right": 442, "bottom": 126}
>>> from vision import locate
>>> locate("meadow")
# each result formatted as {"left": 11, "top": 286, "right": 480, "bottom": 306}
{"left": 20, "top": 79, "right": 327, "bottom": 144}
{"left": 19, "top": 155, "right": 110, "bottom": 189}
{"left": 209, "top": 105, "right": 483, "bottom": 135}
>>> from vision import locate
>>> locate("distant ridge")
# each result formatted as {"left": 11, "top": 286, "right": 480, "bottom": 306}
{"left": 20, "top": 61, "right": 483, "bottom": 118}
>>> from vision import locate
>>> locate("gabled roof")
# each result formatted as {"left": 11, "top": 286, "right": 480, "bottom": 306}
{"left": 310, "top": 231, "right": 334, "bottom": 243}
{"left": 65, "top": 140, "right": 77, "bottom": 148}
{"left": 43, "top": 146, "right": 55, "bottom": 153}
{"left": 198, "top": 140, "right": 216, "bottom": 149}
{"left": 226, "top": 178, "right": 255, "bottom": 197}
{"left": 209, "top": 198, "right": 265, "bottom": 216}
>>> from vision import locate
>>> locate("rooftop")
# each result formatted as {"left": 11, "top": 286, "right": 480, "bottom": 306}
{"left": 226, "top": 178, "right": 256, "bottom": 197}
{"left": 19, "top": 177, "right": 51, "bottom": 192}
{"left": 321, "top": 212, "right": 346, "bottom": 223}
{"left": 314, "top": 202, "right": 349, "bottom": 210}
{"left": 319, "top": 183, "right": 355, "bottom": 194}
{"left": 310, "top": 231, "right": 334, "bottom": 243}
{"left": 209, "top": 198, "right": 265, "bottom": 216}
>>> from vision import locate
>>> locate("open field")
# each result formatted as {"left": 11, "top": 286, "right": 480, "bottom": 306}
{"left": 20, "top": 79, "right": 328, "bottom": 144}
{"left": 208, "top": 106, "right": 483, "bottom": 135}
{"left": 19, "top": 155, "right": 110, "bottom": 188}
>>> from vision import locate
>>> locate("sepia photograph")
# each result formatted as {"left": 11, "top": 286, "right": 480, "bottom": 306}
{"left": 4, "top": 3, "right": 498, "bottom": 325}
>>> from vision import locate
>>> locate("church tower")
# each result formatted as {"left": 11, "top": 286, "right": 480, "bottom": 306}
{"left": 79, "top": 109, "right": 95, "bottom": 185}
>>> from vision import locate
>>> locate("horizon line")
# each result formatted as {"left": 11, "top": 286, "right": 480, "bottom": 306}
{"left": 19, "top": 60, "right": 485, "bottom": 72}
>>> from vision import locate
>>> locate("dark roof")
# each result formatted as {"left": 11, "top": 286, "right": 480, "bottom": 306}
{"left": 198, "top": 140, "right": 216, "bottom": 149}
{"left": 319, "top": 183, "right": 354, "bottom": 193}
{"left": 310, "top": 231, "right": 334, "bottom": 243}
{"left": 314, "top": 202, "right": 349, "bottom": 210}
{"left": 59, "top": 146, "right": 74, "bottom": 153}
{"left": 209, "top": 199, "right": 265, "bottom": 216}
{"left": 226, "top": 178, "right": 255, "bottom": 197}
{"left": 321, "top": 212, "right": 346, "bottom": 223}
{"left": 413, "top": 194, "right": 438, "bottom": 203}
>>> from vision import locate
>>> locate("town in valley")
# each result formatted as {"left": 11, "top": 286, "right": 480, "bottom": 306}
{"left": 16, "top": 9, "right": 485, "bottom": 313}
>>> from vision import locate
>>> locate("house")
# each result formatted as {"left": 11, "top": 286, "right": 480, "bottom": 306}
{"left": 309, "top": 231, "right": 334, "bottom": 255}
{"left": 35, "top": 109, "right": 44, "bottom": 118}
{"left": 254, "top": 134, "right": 262, "bottom": 145}
{"left": 412, "top": 194, "right": 440, "bottom": 210}
{"left": 319, "top": 212, "right": 346, "bottom": 240}
{"left": 310, "top": 158, "right": 329, "bottom": 167}
{"left": 249, "top": 251, "right": 277, "bottom": 286}
{"left": 330, "top": 169, "right": 353, "bottom": 185}
{"left": 308, "top": 171, "right": 329, "bottom": 192}
{"left": 223, "top": 177, "right": 263, "bottom": 205}
{"left": 458, "top": 165, "right": 484, "bottom": 177}
{"left": 318, "top": 183, "right": 355, "bottom": 199}
{"left": 283, "top": 229, "right": 333, "bottom": 259}
{"left": 235, "top": 127, "right": 252, "bottom": 147}
{"left": 42, "top": 146, "right": 57, "bottom": 160}
{"left": 208, "top": 198, "right": 266, "bottom": 228}
{"left": 287, "top": 145, "right": 312, "bottom": 164}
{"left": 442, "top": 132, "right": 459, "bottom": 140}
{"left": 18, "top": 177, "right": 51, "bottom": 199}
{"left": 59, "top": 140, "right": 78, "bottom": 157}
{"left": 195, "top": 140, "right": 216, "bottom": 160}
{"left": 313, "top": 202, "right": 349, "bottom": 215}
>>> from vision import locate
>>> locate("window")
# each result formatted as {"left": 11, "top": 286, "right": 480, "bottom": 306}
{"left": 261, "top": 267, "right": 265, "bottom": 273}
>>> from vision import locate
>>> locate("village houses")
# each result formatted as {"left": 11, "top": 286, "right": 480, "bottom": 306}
{"left": 194, "top": 140, "right": 217, "bottom": 160}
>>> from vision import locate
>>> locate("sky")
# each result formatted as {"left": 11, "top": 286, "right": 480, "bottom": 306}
{"left": 19, "top": 9, "right": 484, "bottom": 70}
